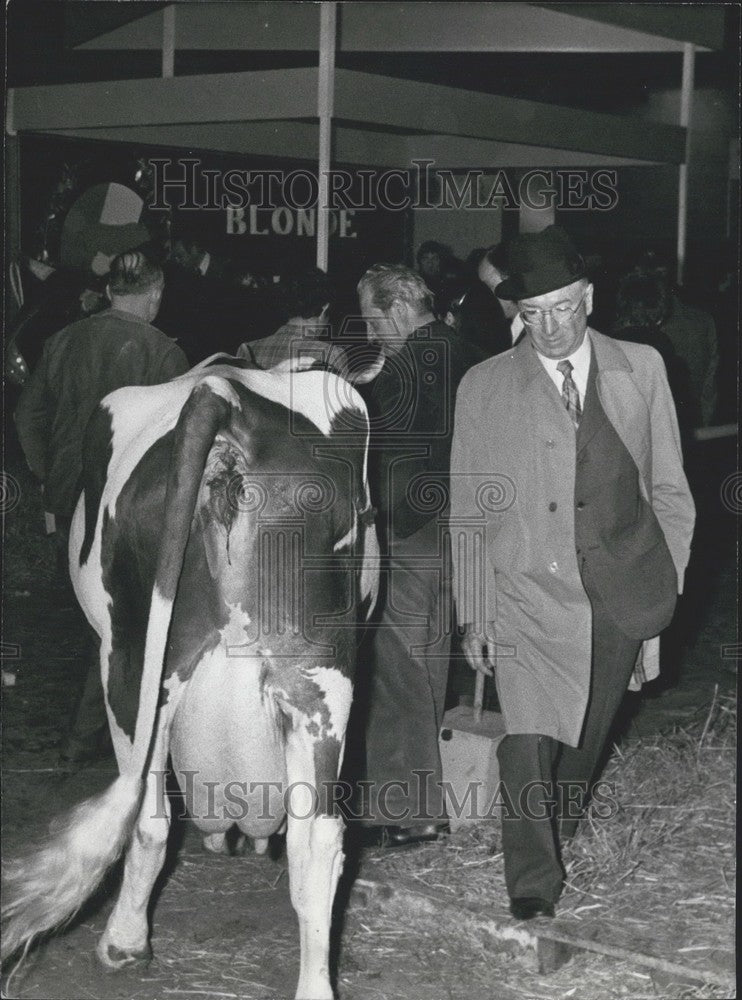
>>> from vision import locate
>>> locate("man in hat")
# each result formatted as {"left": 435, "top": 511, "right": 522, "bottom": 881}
{"left": 450, "top": 226, "right": 695, "bottom": 919}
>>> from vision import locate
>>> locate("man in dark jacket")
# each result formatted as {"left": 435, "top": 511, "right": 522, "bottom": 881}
{"left": 458, "top": 243, "right": 520, "bottom": 358}
{"left": 15, "top": 251, "right": 188, "bottom": 520}
{"left": 15, "top": 250, "right": 189, "bottom": 762}
{"left": 356, "top": 263, "right": 484, "bottom": 845}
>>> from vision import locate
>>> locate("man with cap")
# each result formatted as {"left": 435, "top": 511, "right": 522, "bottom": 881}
{"left": 16, "top": 250, "right": 187, "bottom": 530}
{"left": 450, "top": 226, "right": 695, "bottom": 919}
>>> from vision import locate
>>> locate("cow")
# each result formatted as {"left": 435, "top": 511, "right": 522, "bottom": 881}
{"left": 2, "top": 355, "right": 379, "bottom": 1000}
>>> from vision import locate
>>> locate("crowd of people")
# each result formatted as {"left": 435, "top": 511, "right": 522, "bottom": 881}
{"left": 12, "top": 220, "right": 731, "bottom": 921}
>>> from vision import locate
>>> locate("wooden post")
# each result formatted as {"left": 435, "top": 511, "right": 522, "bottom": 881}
{"left": 677, "top": 43, "right": 694, "bottom": 286}
{"left": 317, "top": 2, "right": 337, "bottom": 271}
{"left": 5, "top": 91, "right": 22, "bottom": 325}
{"left": 162, "top": 5, "right": 175, "bottom": 79}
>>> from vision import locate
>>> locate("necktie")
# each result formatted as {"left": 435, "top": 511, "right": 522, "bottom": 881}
{"left": 557, "top": 359, "right": 581, "bottom": 428}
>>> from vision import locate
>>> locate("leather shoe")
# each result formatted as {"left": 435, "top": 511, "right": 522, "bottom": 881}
{"left": 386, "top": 822, "right": 448, "bottom": 847}
{"left": 358, "top": 822, "right": 448, "bottom": 849}
{"left": 510, "top": 896, "right": 555, "bottom": 920}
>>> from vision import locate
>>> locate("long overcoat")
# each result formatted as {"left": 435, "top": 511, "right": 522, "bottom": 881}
{"left": 450, "top": 329, "right": 695, "bottom": 747}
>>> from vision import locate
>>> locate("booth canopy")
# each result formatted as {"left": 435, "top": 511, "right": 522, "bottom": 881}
{"left": 7, "top": 2, "right": 722, "bottom": 168}
{"left": 72, "top": 2, "right": 723, "bottom": 54}
{"left": 5, "top": 1, "right": 725, "bottom": 280}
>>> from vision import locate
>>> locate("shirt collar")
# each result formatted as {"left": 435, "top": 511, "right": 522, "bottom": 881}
{"left": 535, "top": 330, "right": 592, "bottom": 382}
{"left": 511, "top": 314, "right": 524, "bottom": 342}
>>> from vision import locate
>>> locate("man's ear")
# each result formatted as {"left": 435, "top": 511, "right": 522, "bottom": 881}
{"left": 584, "top": 282, "right": 594, "bottom": 318}
{"left": 390, "top": 298, "right": 407, "bottom": 323}
{"left": 389, "top": 299, "right": 408, "bottom": 334}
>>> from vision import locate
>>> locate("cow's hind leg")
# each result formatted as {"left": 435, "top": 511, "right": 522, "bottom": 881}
{"left": 97, "top": 723, "right": 170, "bottom": 969}
{"left": 285, "top": 722, "right": 346, "bottom": 1000}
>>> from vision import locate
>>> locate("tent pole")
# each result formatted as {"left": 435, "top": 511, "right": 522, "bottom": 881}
{"left": 162, "top": 5, "right": 175, "bottom": 78}
{"left": 677, "top": 42, "right": 694, "bottom": 286}
{"left": 5, "top": 92, "right": 21, "bottom": 325}
{"left": 317, "top": 2, "right": 337, "bottom": 271}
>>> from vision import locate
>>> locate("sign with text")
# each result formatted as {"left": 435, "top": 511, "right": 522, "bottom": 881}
{"left": 150, "top": 155, "right": 408, "bottom": 281}
{"left": 20, "top": 136, "right": 408, "bottom": 282}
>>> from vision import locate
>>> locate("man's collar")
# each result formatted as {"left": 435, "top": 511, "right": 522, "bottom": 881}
{"left": 105, "top": 306, "right": 148, "bottom": 323}
{"left": 590, "top": 328, "right": 634, "bottom": 372}
{"left": 534, "top": 330, "right": 591, "bottom": 374}
{"left": 412, "top": 312, "right": 438, "bottom": 330}
{"left": 514, "top": 328, "right": 632, "bottom": 387}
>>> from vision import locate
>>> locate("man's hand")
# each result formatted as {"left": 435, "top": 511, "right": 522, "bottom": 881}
{"left": 461, "top": 622, "right": 498, "bottom": 677}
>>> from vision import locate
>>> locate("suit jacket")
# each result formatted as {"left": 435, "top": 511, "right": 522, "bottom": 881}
{"left": 449, "top": 329, "right": 695, "bottom": 745}
{"left": 364, "top": 319, "right": 484, "bottom": 545}
{"left": 573, "top": 355, "right": 678, "bottom": 642}
{"left": 458, "top": 281, "right": 512, "bottom": 358}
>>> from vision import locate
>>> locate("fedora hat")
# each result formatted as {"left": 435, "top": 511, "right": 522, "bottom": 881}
{"left": 496, "top": 225, "right": 586, "bottom": 301}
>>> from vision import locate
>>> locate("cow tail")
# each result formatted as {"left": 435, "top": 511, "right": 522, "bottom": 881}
{"left": 129, "top": 377, "right": 238, "bottom": 778}
{"left": 1, "top": 775, "right": 142, "bottom": 964}
{"left": 1, "top": 378, "right": 236, "bottom": 965}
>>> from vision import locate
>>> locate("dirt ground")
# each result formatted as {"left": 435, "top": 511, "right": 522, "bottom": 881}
{"left": 1, "top": 439, "right": 737, "bottom": 1000}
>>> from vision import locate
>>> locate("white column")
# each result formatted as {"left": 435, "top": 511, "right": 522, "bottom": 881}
{"left": 162, "top": 5, "right": 175, "bottom": 79}
{"left": 316, "top": 2, "right": 337, "bottom": 271}
{"left": 677, "top": 42, "right": 695, "bottom": 285}
{"left": 5, "top": 91, "right": 22, "bottom": 325}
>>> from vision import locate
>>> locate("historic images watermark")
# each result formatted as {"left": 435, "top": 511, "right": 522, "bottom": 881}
{"left": 205, "top": 326, "right": 517, "bottom": 650}
{"left": 149, "top": 157, "right": 620, "bottom": 221}
{"left": 215, "top": 464, "right": 513, "bottom": 647}
{"left": 150, "top": 769, "right": 618, "bottom": 824}
{"left": 719, "top": 472, "right": 742, "bottom": 514}
{"left": 0, "top": 472, "right": 22, "bottom": 514}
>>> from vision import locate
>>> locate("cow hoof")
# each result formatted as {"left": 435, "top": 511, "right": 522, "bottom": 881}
{"left": 203, "top": 831, "right": 249, "bottom": 856}
{"left": 296, "top": 980, "right": 333, "bottom": 1000}
{"left": 253, "top": 837, "right": 269, "bottom": 855}
{"left": 202, "top": 832, "right": 229, "bottom": 855}
{"left": 97, "top": 940, "right": 153, "bottom": 970}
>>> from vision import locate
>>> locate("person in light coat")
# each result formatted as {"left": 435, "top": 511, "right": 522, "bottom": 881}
{"left": 450, "top": 226, "right": 695, "bottom": 920}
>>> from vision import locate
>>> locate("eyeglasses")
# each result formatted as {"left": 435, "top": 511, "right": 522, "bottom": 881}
{"left": 520, "top": 290, "right": 587, "bottom": 328}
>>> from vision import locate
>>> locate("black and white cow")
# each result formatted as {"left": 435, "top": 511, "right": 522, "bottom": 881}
{"left": 2, "top": 356, "right": 379, "bottom": 999}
